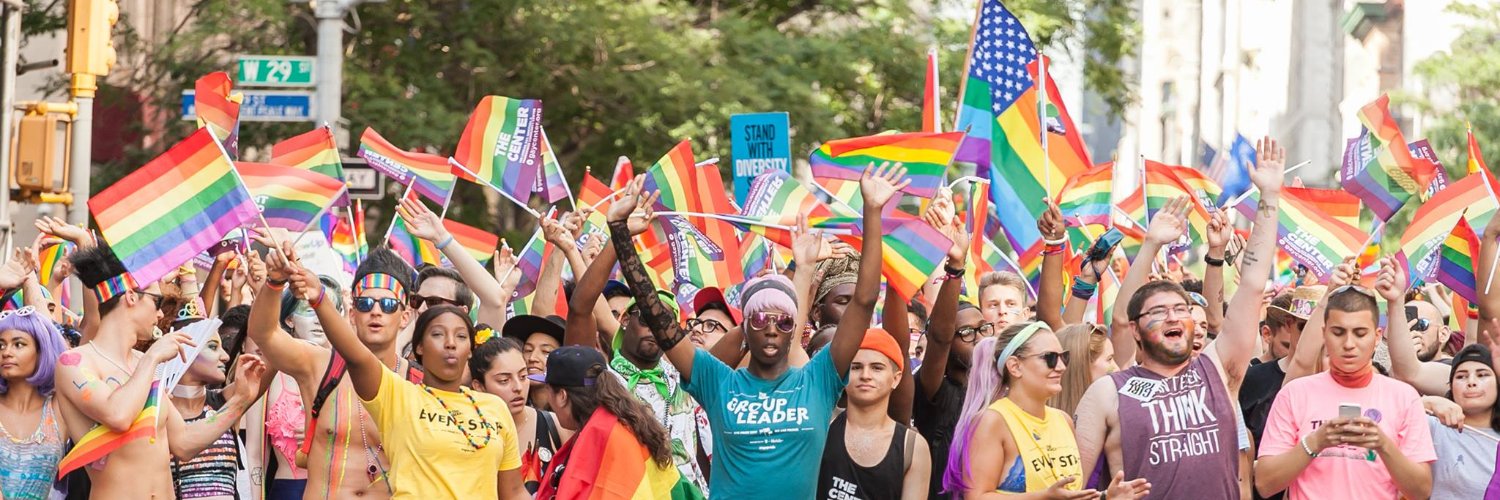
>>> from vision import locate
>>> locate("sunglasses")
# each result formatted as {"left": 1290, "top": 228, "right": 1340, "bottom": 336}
{"left": 748, "top": 312, "right": 796, "bottom": 334}
{"left": 1411, "top": 318, "right": 1431, "bottom": 332}
{"left": 1019, "top": 350, "right": 1070, "bottom": 369}
{"left": 353, "top": 297, "right": 404, "bottom": 314}
{"left": 409, "top": 294, "right": 462, "bottom": 310}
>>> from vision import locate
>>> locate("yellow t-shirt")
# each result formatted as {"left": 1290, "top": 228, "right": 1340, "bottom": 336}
{"left": 991, "top": 397, "right": 1084, "bottom": 493}
{"left": 362, "top": 368, "right": 521, "bottom": 499}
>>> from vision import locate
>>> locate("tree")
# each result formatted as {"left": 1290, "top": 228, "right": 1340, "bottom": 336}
{"left": 1399, "top": 1, "right": 1500, "bottom": 179}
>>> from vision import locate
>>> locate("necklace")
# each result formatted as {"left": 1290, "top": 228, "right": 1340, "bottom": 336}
{"left": 172, "top": 384, "right": 207, "bottom": 399}
{"left": 89, "top": 343, "right": 132, "bottom": 374}
{"left": 357, "top": 409, "right": 385, "bottom": 482}
{"left": 423, "top": 385, "right": 493, "bottom": 450}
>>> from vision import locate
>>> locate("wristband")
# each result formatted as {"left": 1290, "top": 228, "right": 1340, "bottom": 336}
{"left": 309, "top": 285, "right": 326, "bottom": 308}
{"left": 267, "top": 278, "right": 287, "bottom": 290}
{"left": 1042, "top": 243, "right": 1066, "bottom": 256}
{"left": 1042, "top": 236, "right": 1068, "bottom": 246}
{"left": 943, "top": 265, "right": 965, "bottom": 280}
{"left": 436, "top": 235, "right": 456, "bottom": 251}
{"left": 1300, "top": 434, "right": 1318, "bottom": 458}
{"left": 1204, "top": 255, "right": 1226, "bottom": 267}
{"left": 1071, "top": 280, "right": 1098, "bottom": 300}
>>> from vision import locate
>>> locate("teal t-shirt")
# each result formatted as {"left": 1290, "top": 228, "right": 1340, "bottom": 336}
{"left": 683, "top": 347, "right": 846, "bottom": 498}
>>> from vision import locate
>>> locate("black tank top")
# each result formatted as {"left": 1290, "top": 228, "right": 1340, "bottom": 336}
{"left": 817, "top": 413, "right": 909, "bottom": 500}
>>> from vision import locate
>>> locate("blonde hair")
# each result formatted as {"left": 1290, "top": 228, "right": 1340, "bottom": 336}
{"left": 1052, "top": 323, "right": 1108, "bottom": 417}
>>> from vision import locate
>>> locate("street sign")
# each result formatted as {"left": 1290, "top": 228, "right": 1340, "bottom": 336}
{"left": 730, "top": 112, "right": 791, "bottom": 205}
{"left": 236, "top": 55, "right": 315, "bottom": 87}
{"left": 341, "top": 158, "right": 387, "bottom": 200}
{"left": 181, "top": 90, "right": 315, "bottom": 122}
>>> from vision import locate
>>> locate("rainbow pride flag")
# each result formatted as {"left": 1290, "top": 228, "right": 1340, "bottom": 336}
{"left": 1339, "top": 94, "right": 1438, "bottom": 222}
{"left": 673, "top": 161, "right": 744, "bottom": 290}
{"left": 271, "top": 126, "right": 344, "bottom": 181}
{"left": 1283, "top": 186, "right": 1361, "bottom": 229}
{"left": 236, "top": 162, "right": 346, "bottom": 233}
{"left": 534, "top": 129, "right": 573, "bottom": 205}
{"left": 57, "top": 380, "right": 161, "bottom": 478}
{"left": 358, "top": 128, "right": 456, "bottom": 206}
{"left": 840, "top": 216, "right": 952, "bottom": 301}
{"left": 452, "top": 96, "right": 544, "bottom": 202}
{"left": 735, "top": 170, "right": 839, "bottom": 248}
{"left": 1234, "top": 189, "right": 1368, "bottom": 282}
{"left": 512, "top": 224, "right": 548, "bottom": 299}
{"left": 1058, "top": 163, "right": 1113, "bottom": 226}
{"left": 1466, "top": 127, "right": 1500, "bottom": 230}
{"left": 537, "top": 407, "right": 703, "bottom": 499}
{"left": 89, "top": 128, "right": 259, "bottom": 285}
{"left": 1401, "top": 174, "right": 1495, "bottom": 284}
{"left": 642, "top": 140, "right": 696, "bottom": 212}
{"left": 809, "top": 131, "right": 964, "bottom": 199}
{"left": 811, "top": 177, "right": 864, "bottom": 216}
{"left": 611, "top": 155, "right": 634, "bottom": 192}
{"left": 193, "top": 72, "right": 240, "bottom": 154}
{"left": 442, "top": 219, "right": 499, "bottom": 266}
{"left": 1140, "top": 160, "right": 1212, "bottom": 240}
{"left": 1169, "top": 164, "right": 1222, "bottom": 211}
{"left": 38, "top": 241, "right": 73, "bottom": 287}
{"left": 1439, "top": 216, "right": 1481, "bottom": 303}
{"left": 578, "top": 171, "right": 612, "bottom": 246}
{"left": 330, "top": 211, "right": 360, "bottom": 275}
{"left": 387, "top": 217, "right": 442, "bottom": 268}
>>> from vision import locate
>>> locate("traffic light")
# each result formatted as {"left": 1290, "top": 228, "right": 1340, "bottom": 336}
{"left": 64, "top": 0, "right": 118, "bottom": 77}
{"left": 12, "top": 111, "right": 72, "bottom": 193}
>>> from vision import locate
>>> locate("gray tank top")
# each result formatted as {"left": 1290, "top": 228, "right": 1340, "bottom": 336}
{"left": 1107, "top": 354, "right": 1240, "bottom": 499}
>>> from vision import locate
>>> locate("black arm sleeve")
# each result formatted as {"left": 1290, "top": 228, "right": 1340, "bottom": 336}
{"left": 608, "top": 221, "right": 685, "bottom": 347}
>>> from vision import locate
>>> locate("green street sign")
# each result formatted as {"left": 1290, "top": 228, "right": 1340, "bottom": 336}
{"left": 236, "top": 55, "right": 315, "bottom": 87}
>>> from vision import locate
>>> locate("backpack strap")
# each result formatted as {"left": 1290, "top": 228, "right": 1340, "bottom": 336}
{"left": 298, "top": 350, "right": 347, "bottom": 458}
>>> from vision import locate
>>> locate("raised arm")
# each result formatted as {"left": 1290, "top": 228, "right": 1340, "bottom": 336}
{"left": 397, "top": 197, "right": 507, "bottom": 327}
{"left": 246, "top": 242, "right": 320, "bottom": 380}
{"left": 36, "top": 216, "right": 97, "bottom": 339}
{"left": 884, "top": 290, "right": 915, "bottom": 425}
{"left": 1377, "top": 257, "right": 1450, "bottom": 396}
{"left": 608, "top": 176, "right": 702, "bottom": 376}
{"left": 1061, "top": 258, "right": 1107, "bottom": 326}
{"left": 199, "top": 251, "right": 234, "bottom": 318}
{"left": 1036, "top": 199, "right": 1068, "bottom": 331}
{"left": 1480, "top": 211, "right": 1500, "bottom": 322}
{"left": 1203, "top": 209, "right": 1231, "bottom": 335}
{"left": 566, "top": 238, "right": 616, "bottom": 352}
{"left": 1112, "top": 196, "right": 1192, "bottom": 366}
{"left": 290, "top": 260, "right": 381, "bottom": 400}
{"left": 54, "top": 329, "right": 194, "bottom": 432}
{"left": 919, "top": 257, "right": 963, "bottom": 401}
{"left": 532, "top": 219, "right": 568, "bottom": 318}
{"left": 1214, "top": 137, "right": 1286, "bottom": 386}
{"left": 167, "top": 354, "right": 269, "bottom": 460}
{"left": 830, "top": 163, "right": 909, "bottom": 373}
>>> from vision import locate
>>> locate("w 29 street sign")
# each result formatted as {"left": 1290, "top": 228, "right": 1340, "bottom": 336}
{"left": 237, "top": 55, "right": 315, "bottom": 87}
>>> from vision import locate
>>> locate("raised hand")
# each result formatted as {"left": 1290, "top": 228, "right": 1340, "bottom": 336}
{"left": 1206, "top": 208, "right": 1232, "bottom": 251}
{"left": 607, "top": 175, "right": 645, "bottom": 223}
{"left": 263, "top": 242, "right": 300, "bottom": 283}
{"left": 492, "top": 244, "right": 522, "bottom": 292}
{"left": 34, "top": 216, "right": 90, "bottom": 245}
{"left": 541, "top": 217, "right": 578, "bottom": 253}
{"left": 229, "top": 354, "right": 269, "bottom": 400}
{"left": 1330, "top": 256, "right": 1359, "bottom": 289}
{"left": 926, "top": 187, "right": 957, "bottom": 228}
{"left": 790, "top": 214, "right": 842, "bottom": 266}
{"left": 247, "top": 250, "right": 268, "bottom": 290}
{"left": 1144, "top": 196, "right": 1191, "bottom": 246}
{"left": 860, "top": 162, "right": 910, "bottom": 209}
{"left": 580, "top": 234, "right": 604, "bottom": 262}
{"left": 1104, "top": 470, "right": 1152, "bottom": 500}
{"left": 562, "top": 211, "right": 585, "bottom": 239}
{"left": 145, "top": 330, "right": 197, "bottom": 364}
{"left": 287, "top": 266, "right": 321, "bottom": 301}
{"left": 1039, "top": 198, "right": 1067, "bottom": 243}
{"left": 925, "top": 207, "right": 971, "bottom": 264}
{"left": 396, "top": 197, "right": 447, "bottom": 243}
{"left": 1251, "top": 136, "right": 1286, "bottom": 194}
{"left": 1374, "top": 256, "right": 1407, "bottom": 302}
{"left": 0, "top": 248, "right": 35, "bottom": 289}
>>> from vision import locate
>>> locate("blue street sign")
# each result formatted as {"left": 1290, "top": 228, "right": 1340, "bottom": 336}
{"left": 730, "top": 112, "right": 791, "bottom": 205}
{"left": 181, "top": 90, "right": 315, "bottom": 122}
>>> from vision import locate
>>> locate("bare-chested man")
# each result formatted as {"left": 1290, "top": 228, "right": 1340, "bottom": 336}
{"left": 54, "top": 244, "right": 267, "bottom": 499}
{"left": 249, "top": 244, "right": 415, "bottom": 499}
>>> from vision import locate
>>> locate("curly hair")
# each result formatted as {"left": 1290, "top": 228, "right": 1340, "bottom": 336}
{"left": 559, "top": 365, "right": 673, "bottom": 468}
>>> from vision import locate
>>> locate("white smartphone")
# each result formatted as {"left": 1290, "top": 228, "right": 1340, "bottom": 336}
{"left": 1338, "top": 403, "right": 1362, "bottom": 420}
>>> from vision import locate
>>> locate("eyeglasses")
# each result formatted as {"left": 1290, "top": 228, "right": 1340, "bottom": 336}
{"left": 138, "top": 291, "right": 162, "bottom": 307}
{"left": 957, "top": 323, "right": 996, "bottom": 342}
{"left": 686, "top": 318, "right": 727, "bottom": 334}
{"left": 409, "top": 294, "right": 462, "bottom": 310}
{"left": 1411, "top": 318, "right": 1431, "bottom": 332}
{"left": 353, "top": 297, "right": 404, "bottom": 314}
{"left": 1136, "top": 304, "right": 1192, "bottom": 321}
{"left": 747, "top": 312, "right": 796, "bottom": 334}
{"left": 1018, "top": 350, "right": 1069, "bottom": 369}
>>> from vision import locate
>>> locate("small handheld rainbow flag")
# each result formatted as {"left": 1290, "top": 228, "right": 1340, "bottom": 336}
{"left": 442, "top": 219, "right": 500, "bottom": 267}
{"left": 578, "top": 171, "right": 613, "bottom": 244}
{"left": 1235, "top": 189, "right": 1367, "bottom": 282}
{"left": 1401, "top": 174, "right": 1495, "bottom": 284}
{"left": 642, "top": 140, "right": 696, "bottom": 212}
{"left": 358, "top": 128, "right": 456, "bottom": 206}
{"left": 534, "top": 128, "right": 573, "bottom": 205}
{"left": 610, "top": 155, "right": 634, "bottom": 192}
{"left": 271, "top": 126, "right": 347, "bottom": 206}
{"left": 193, "top": 72, "right": 241, "bottom": 155}
{"left": 387, "top": 217, "right": 442, "bottom": 268}
{"left": 1169, "top": 164, "right": 1223, "bottom": 211}
{"left": 1439, "top": 216, "right": 1481, "bottom": 303}
{"left": 837, "top": 216, "right": 952, "bottom": 302}
{"left": 89, "top": 128, "right": 260, "bottom": 285}
{"left": 330, "top": 211, "right": 360, "bottom": 275}
{"left": 511, "top": 222, "right": 550, "bottom": 299}
{"left": 735, "top": 170, "right": 839, "bottom": 248}
{"left": 1339, "top": 94, "right": 1438, "bottom": 222}
{"left": 1283, "top": 186, "right": 1362, "bottom": 229}
{"left": 1057, "top": 163, "right": 1113, "bottom": 227}
{"left": 1466, "top": 127, "right": 1500, "bottom": 229}
{"left": 236, "top": 162, "right": 347, "bottom": 233}
{"left": 56, "top": 380, "right": 161, "bottom": 478}
{"left": 451, "top": 96, "right": 544, "bottom": 203}
{"left": 809, "top": 131, "right": 964, "bottom": 199}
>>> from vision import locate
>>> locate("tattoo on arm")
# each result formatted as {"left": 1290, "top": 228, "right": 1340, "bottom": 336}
{"left": 608, "top": 221, "right": 687, "bottom": 349}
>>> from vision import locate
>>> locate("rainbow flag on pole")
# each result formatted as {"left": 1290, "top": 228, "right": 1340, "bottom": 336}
{"left": 836, "top": 217, "right": 951, "bottom": 302}
{"left": 1234, "top": 189, "right": 1368, "bottom": 282}
{"left": 1339, "top": 94, "right": 1438, "bottom": 222}
{"left": 1283, "top": 186, "right": 1362, "bottom": 229}
{"left": 809, "top": 131, "right": 963, "bottom": 199}
{"left": 56, "top": 380, "right": 161, "bottom": 478}
{"left": 1401, "top": 174, "right": 1496, "bottom": 284}
{"left": 451, "top": 96, "right": 544, "bottom": 202}
{"left": 1439, "top": 216, "right": 1481, "bottom": 303}
{"left": 538, "top": 407, "right": 703, "bottom": 499}
{"left": 387, "top": 217, "right": 441, "bottom": 268}
{"left": 442, "top": 219, "right": 500, "bottom": 267}
{"left": 89, "top": 128, "right": 260, "bottom": 285}
{"left": 923, "top": 47, "right": 941, "bottom": 133}
{"left": 358, "top": 128, "right": 456, "bottom": 206}
{"left": 512, "top": 223, "right": 549, "bottom": 299}
{"left": 534, "top": 128, "right": 573, "bottom": 205}
{"left": 642, "top": 140, "right": 696, "bottom": 212}
{"left": 236, "top": 162, "right": 347, "bottom": 233}
{"left": 271, "top": 126, "right": 344, "bottom": 181}
{"left": 193, "top": 72, "right": 240, "bottom": 155}
{"left": 1057, "top": 163, "right": 1114, "bottom": 227}
{"left": 1169, "top": 164, "right": 1223, "bottom": 211}
{"left": 1466, "top": 127, "right": 1500, "bottom": 230}
{"left": 331, "top": 212, "right": 360, "bottom": 275}
{"left": 736, "top": 170, "right": 839, "bottom": 248}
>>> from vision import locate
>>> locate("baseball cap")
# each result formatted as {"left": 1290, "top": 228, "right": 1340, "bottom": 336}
{"left": 528, "top": 345, "right": 607, "bottom": 386}
{"left": 859, "top": 328, "right": 905, "bottom": 371}
{"left": 692, "top": 287, "right": 742, "bottom": 325}
{"left": 602, "top": 280, "right": 633, "bottom": 299}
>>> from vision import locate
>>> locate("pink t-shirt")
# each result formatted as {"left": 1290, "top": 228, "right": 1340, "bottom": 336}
{"left": 1258, "top": 371, "right": 1436, "bottom": 500}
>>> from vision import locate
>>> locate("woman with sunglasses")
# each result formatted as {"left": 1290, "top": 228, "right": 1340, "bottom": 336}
{"left": 0, "top": 306, "right": 73, "bottom": 499}
{"left": 944, "top": 321, "right": 1150, "bottom": 498}
{"left": 1052, "top": 323, "right": 1116, "bottom": 418}
{"left": 290, "top": 261, "right": 529, "bottom": 499}
{"left": 606, "top": 164, "right": 901, "bottom": 498}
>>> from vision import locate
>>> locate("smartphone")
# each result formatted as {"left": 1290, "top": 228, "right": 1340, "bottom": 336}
{"left": 1338, "top": 403, "right": 1362, "bottom": 420}
{"left": 1087, "top": 228, "right": 1124, "bottom": 262}
{"left": 1405, "top": 305, "right": 1419, "bottom": 320}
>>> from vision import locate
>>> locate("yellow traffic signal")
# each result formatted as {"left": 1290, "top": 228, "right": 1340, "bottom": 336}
{"left": 12, "top": 111, "right": 72, "bottom": 193}
{"left": 64, "top": 0, "right": 119, "bottom": 78}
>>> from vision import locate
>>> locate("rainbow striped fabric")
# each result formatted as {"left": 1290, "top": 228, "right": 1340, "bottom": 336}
{"left": 736, "top": 170, "right": 838, "bottom": 248}
{"left": 1439, "top": 216, "right": 1480, "bottom": 303}
{"left": 443, "top": 219, "right": 500, "bottom": 267}
{"left": 512, "top": 224, "right": 549, "bottom": 299}
{"left": 1340, "top": 94, "right": 1438, "bottom": 221}
{"left": 811, "top": 177, "right": 865, "bottom": 217}
{"left": 1401, "top": 174, "right": 1495, "bottom": 284}
{"left": 663, "top": 161, "right": 744, "bottom": 292}
{"left": 1141, "top": 160, "right": 1213, "bottom": 241}
{"left": 1058, "top": 163, "right": 1114, "bottom": 227}
{"left": 89, "top": 128, "right": 260, "bottom": 285}
{"left": 1283, "top": 187, "right": 1362, "bottom": 229}
{"left": 388, "top": 217, "right": 442, "bottom": 268}
{"left": 452, "top": 96, "right": 544, "bottom": 202}
{"left": 37, "top": 241, "right": 73, "bottom": 287}
{"left": 537, "top": 407, "right": 703, "bottom": 499}
{"left": 846, "top": 216, "right": 952, "bottom": 301}
{"left": 1170, "top": 164, "right": 1222, "bottom": 211}
{"left": 236, "top": 162, "right": 346, "bottom": 233}
{"left": 578, "top": 172, "right": 612, "bottom": 245}
{"left": 611, "top": 155, "right": 634, "bottom": 192}
{"left": 809, "top": 131, "right": 964, "bottom": 199}
{"left": 1466, "top": 128, "right": 1500, "bottom": 230}
{"left": 1234, "top": 189, "right": 1368, "bottom": 282}
{"left": 330, "top": 210, "right": 361, "bottom": 275}
{"left": 271, "top": 126, "right": 344, "bottom": 181}
{"left": 642, "top": 140, "right": 696, "bottom": 212}
{"left": 358, "top": 127, "right": 456, "bottom": 206}
{"left": 534, "top": 129, "right": 572, "bottom": 204}
{"left": 57, "top": 380, "right": 161, "bottom": 478}
{"left": 193, "top": 72, "right": 240, "bottom": 153}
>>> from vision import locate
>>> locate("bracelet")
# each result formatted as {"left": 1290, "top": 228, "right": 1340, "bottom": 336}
{"left": 1204, "top": 255, "right": 1226, "bottom": 267}
{"left": 309, "top": 285, "right": 326, "bottom": 308}
{"left": 943, "top": 265, "right": 965, "bottom": 280}
{"left": 436, "top": 235, "right": 456, "bottom": 251}
{"left": 267, "top": 278, "right": 287, "bottom": 290}
{"left": 1071, "top": 280, "right": 1098, "bottom": 300}
{"left": 1042, "top": 244, "right": 1066, "bottom": 256}
{"left": 1300, "top": 434, "right": 1318, "bottom": 458}
{"left": 1042, "top": 236, "right": 1068, "bottom": 246}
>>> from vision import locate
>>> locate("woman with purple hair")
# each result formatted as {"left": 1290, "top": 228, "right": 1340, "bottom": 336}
{"left": 0, "top": 306, "right": 74, "bottom": 499}
{"left": 943, "top": 321, "right": 1151, "bottom": 499}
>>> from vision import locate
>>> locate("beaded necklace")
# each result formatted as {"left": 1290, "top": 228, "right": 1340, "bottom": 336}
{"left": 422, "top": 385, "right": 493, "bottom": 450}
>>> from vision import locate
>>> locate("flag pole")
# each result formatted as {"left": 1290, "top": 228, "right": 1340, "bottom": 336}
{"left": 383, "top": 183, "right": 415, "bottom": 244}
{"left": 1039, "top": 53, "right": 1051, "bottom": 197}
{"left": 499, "top": 226, "right": 543, "bottom": 289}
{"left": 1219, "top": 160, "right": 1312, "bottom": 209}
{"left": 809, "top": 181, "right": 861, "bottom": 217}
{"left": 206, "top": 126, "right": 284, "bottom": 249}
{"left": 353, "top": 199, "right": 366, "bottom": 262}
{"left": 951, "top": 0, "right": 983, "bottom": 132}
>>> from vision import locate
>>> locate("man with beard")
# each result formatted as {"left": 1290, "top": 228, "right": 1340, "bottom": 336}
{"left": 1075, "top": 137, "right": 1287, "bottom": 499}
{"left": 1379, "top": 299, "right": 1464, "bottom": 396}
{"left": 561, "top": 209, "right": 712, "bottom": 494}
{"left": 912, "top": 218, "right": 982, "bottom": 499}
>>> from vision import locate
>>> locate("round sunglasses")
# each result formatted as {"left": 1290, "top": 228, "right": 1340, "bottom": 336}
{"left": 747, "top": 312, "right": 796, "bottom": 334}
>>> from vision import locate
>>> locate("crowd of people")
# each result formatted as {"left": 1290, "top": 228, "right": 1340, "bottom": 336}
{"left": 0, "top": 136, "right": 1496, "bottom": 500}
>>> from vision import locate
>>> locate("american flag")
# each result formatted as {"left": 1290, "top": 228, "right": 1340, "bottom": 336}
{"left": 969, "top": 0, "right": 1038, "bottom": 115}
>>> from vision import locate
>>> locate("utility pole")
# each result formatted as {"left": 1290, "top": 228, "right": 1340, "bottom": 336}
{"left": 63, "top": 0, "right": 118, "bottom": 226}
{"left": 0, "top": 0, "right": 23, "bottom": 252}
{"left": 313, "top": 0, "right": 381, "bottom": 142}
